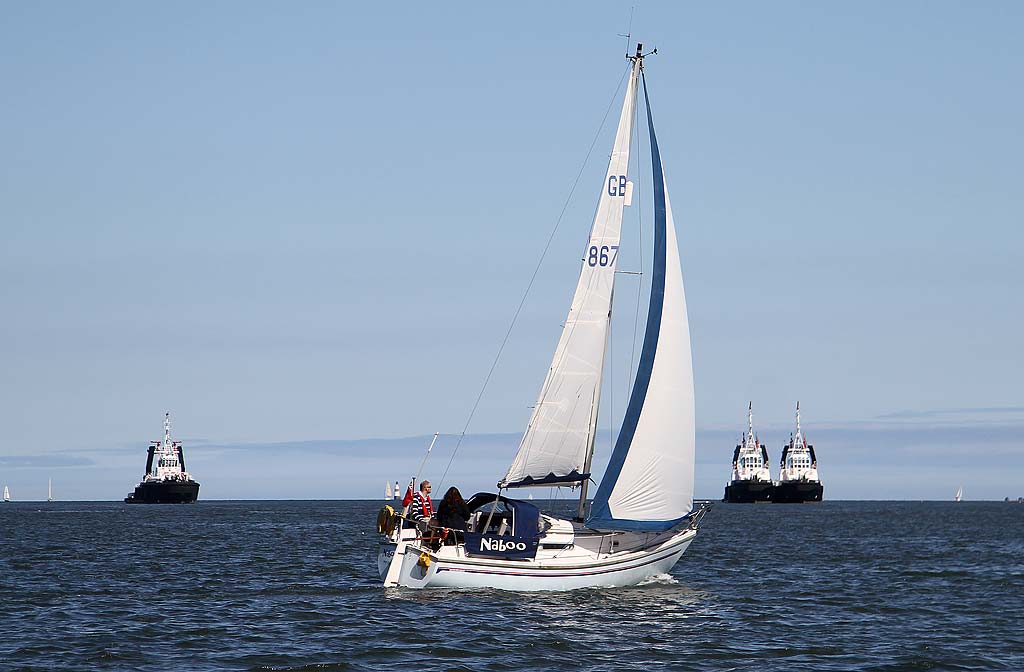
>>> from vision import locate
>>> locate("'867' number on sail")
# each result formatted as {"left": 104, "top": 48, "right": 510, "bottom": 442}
{"left": 586, "top": 245, "right": 619, "bottom": 267}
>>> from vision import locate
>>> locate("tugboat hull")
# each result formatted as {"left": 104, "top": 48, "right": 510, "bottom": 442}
{"left": 124, "top": 480, "right": 200, "bottom": 504}
{"left": 723, "top": 480, "right": 774, "bottom": 503}
{"left": 773, "top": 480, "right": 823, "bottom": 503}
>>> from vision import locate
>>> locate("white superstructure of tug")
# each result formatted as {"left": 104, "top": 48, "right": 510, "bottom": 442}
{"left": 147, "top": 413, "right": 192, "bottom": 482}
{"left": 731, "top": 402, "right": 772, "bottom": 483}
{"left": 779, "top": 402, "right": 819, "bottom": 483}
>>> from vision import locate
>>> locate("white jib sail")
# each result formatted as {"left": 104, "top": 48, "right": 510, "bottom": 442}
{"left": 500, "top": 61, "right": 640, "bottom": 488}
{"left": 603, "top": 187, "right": 695, "bottom": 522}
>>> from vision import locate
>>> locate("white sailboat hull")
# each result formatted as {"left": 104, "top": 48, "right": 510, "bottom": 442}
{"left": 379, "top": 521, "right": 697, "bottom": 591}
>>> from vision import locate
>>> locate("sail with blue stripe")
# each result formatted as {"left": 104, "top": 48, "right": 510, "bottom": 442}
{"left": 587, "top": 72, "right": 695, "bottom": 531}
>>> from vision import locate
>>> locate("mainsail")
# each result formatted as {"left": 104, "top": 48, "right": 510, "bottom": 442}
{"left": 500, "top": 58, "right": 641, "bottom": 488}
{"left": 587, "top": 72, "right": 695, "bottom": 530}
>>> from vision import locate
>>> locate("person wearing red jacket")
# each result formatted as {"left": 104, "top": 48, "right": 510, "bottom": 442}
{"left": 408, "top": 480, "right": 434, "bottom": 528}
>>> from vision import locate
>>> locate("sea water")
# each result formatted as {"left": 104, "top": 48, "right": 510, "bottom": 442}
{"left": 1, "top": 500, "right": 1022, "bottom": 671}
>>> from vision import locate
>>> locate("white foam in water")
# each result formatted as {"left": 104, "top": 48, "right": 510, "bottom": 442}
{"left": 637, "top": 573, "right": 679, "bottom": 586}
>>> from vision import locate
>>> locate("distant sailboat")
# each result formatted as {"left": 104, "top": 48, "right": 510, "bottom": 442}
{"left": 955, "top": 486, "right": 963, "bottom": 503}
{"left": 3, "top": 485, "right": 9, "bottom": 502}
{"left": 385, "top": 480, "right": 393, "bottom": 500}
{"left": 48, "top": 478, "right": 53, "bottom": 503}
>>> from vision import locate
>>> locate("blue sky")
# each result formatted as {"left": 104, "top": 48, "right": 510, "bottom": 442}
{"left": 1, "top": 3, "right": 1021, "bottom": 500}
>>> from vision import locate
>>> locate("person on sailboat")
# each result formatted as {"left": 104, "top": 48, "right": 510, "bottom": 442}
{"left": 408, "top": 480, "right": 434, "bottom": 530}
{"left": 436, "top": 487, "right": 470, "bottom": 544}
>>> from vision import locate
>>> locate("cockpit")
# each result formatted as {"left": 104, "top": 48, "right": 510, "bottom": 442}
{"left": 462, "top": 493, "right": 541, "bottom": 560}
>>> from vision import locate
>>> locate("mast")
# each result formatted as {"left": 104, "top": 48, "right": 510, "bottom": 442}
{"left": 577, "top": 319, "right": 606, "bottom": 520}
{"left": 747, "top": 401, "right": 754, "bottom": 446}
{"left": 795, "top": 401, "right": 802, "bottom": 448}
{"left": 575, "top": 396, "right": 599, "bottom": 520}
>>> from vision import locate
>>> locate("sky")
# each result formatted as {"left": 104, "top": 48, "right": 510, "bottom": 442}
{"left": 1, "top": 2, "right": 1022, "bottom": 501}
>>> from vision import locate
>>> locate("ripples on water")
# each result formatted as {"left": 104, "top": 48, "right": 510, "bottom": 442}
{"left": 1, "top": 501, "right": 1022, "bottom": 671}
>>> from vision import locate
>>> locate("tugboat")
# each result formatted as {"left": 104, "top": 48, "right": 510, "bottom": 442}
{"left": 124, "top": 413, "right": 200, "bottom": 504}
{"left": 774, "top": 402, "right": 823, "bottom": 503}
{"left": 723, "top": 402, "right": 774, "bottom": 502}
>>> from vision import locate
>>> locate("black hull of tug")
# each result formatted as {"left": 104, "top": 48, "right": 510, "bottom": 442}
{"left": 723, "top": 480, "right": 774, "bottom": 503}
{"left": 124, "top": 480, "right": 200, "bottom": 504}
{"left": 773, "top": 480, "right": 823, "bottom": 503}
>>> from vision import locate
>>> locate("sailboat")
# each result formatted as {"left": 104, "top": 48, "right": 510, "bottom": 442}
{"left": 955, "top": 487, "right": 963, "bottom": 502}
{"left": 48, "top": 478, "right": 53, "bottom": 503}
{"left": 3, "top": 486, "right": 9, "bottom": 503}
{"left": 376, "top": 44, "right": 709, "bottom": 590}
{"left": 385, "top": 480, "right": 394, "bottom": 501}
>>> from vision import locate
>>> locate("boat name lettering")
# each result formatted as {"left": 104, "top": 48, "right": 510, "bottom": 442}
{"left": 607, "top": 174, "right": 627, "bottom": 196}
{"left": 480, "top": 538, "right": 528, "bottom": 552}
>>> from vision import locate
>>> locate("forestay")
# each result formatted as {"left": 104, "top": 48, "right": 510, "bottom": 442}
{"left": 499, "top": 59, "right": 641, "bottom": 488}
{"left": 587, "top": 73, "right": 695, "bottom": 530}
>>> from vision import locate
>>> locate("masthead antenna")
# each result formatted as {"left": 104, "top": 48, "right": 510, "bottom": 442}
{"left": 619, "top": 5, "right": 635, "bottom": 58}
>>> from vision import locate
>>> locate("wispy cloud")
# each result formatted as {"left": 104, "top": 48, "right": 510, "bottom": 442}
{"left": 874, "top": 407, "right": 1024, "bottom": 420}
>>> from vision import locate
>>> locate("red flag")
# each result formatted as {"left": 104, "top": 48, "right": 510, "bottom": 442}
{"left": 401, "top": 478, "right": 414, "bottom": 507}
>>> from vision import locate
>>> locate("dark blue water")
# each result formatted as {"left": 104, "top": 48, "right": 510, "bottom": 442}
{"left": 2, "top": 501, "right": 1022, "bottom": 671}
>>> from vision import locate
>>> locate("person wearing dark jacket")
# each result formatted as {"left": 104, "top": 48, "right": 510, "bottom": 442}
{"left": 436, "top": 487, "right": 470, "bottom": 543}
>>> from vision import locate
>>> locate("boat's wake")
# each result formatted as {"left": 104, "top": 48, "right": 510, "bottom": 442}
{"left": 637, "top": 573, "right": 679, "bottom": 587}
